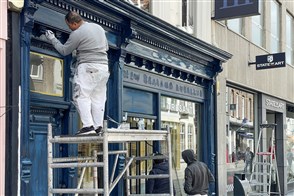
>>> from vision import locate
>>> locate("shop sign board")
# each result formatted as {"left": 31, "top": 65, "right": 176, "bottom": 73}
{"left": 214, "top": 0, "right": 259, "bottom": 20}
{"left": 123, "top": 66, "right": 205, "bottom": 100}
{"left": 256, "top": 52, "right": 286, "bottom": 70}
{"left": 262, "top": 95, "right": 285, "bottom": 113}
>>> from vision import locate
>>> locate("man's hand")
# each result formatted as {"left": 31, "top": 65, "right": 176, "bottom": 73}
{"left": 45, "top": 30, "right": 55, "bottom": 41}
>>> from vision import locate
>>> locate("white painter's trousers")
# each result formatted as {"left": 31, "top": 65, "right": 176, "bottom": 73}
{"left": 73, "top": 63, "right": 109, "bottom": 128}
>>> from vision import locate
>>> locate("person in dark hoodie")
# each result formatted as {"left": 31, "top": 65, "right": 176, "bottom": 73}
{"left": 146, "top": 153, "right": 175, "bottom": 194}
{"left": 182, "top": 149, "right": 215, "bottom": 196}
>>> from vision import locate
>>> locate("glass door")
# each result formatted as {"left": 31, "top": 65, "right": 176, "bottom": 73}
{"left": 160, "top": 96, "right": 201, "bottom": 196}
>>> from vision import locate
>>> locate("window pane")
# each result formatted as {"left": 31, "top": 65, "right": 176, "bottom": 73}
{"left": 227, "top": 18, "right": 242, "bottom": 35}
{"left": 30, "top": 52, "right": 64, "bottom": 97}
{"left": 126, "top": 0, "right": 194, "bottom": 34}
{"left": 251, "top": 0, "right": 263, "bottom": 47}
{"left": 127, "top": 0, "right": 150, "bottom": 12}
{"left": 286, "top": 13, "right": 293, "bottom": 65}
{"left": 270, "top": 0, "right": 280, "bottom": 53}
{"left": 226, "top": 87, "right": 255, "bottom": 195}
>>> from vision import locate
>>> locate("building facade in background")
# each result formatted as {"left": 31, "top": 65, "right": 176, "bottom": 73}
{"left": 129, "top": 0, "right": 294, "bottom": 195}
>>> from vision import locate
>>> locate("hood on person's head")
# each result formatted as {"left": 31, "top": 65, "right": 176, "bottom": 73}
{"left": 182, "top": 149, "right": 196, "bottom": 164}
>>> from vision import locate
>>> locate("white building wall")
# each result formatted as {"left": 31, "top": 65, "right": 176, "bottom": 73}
{"left": 213, "top": 1, "right": 294, "bottom": 195}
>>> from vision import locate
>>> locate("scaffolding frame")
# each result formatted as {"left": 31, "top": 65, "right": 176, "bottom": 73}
{"left": 48, "top": 121, "right": 174, "bottom": 195}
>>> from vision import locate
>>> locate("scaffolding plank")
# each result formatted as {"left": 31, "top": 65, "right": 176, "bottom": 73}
{"left": 49, "top": 188, "right": 103, "bottom": 194}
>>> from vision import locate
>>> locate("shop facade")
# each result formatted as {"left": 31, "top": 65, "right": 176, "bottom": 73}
{"left": 5, "top": 0, "right": 231, "bottom": 195}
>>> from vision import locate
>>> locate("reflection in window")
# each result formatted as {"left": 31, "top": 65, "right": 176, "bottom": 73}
{"left": 180, "top": 124, "right": 185, "bottom": 152}
{"left": 30, "top": 52, "right": 63, "bottom": 97}
{"left": 188, "top": 124, "right": 193, "bottom": 149}
{"left": 225, "top": 87, "right": 255, "bottom": 195}
{"left": 30, "top": 63, "right": 43, "bottom": 80}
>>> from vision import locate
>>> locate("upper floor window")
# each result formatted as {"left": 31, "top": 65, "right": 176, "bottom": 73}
{"left": 181, "top": 0, "right": 193, "bottom": 34}
{"left": 126, "top": 0, "right": 194, "bottom": 34}
{"left": 286, "top": 13, "right": 294, "bottom": 65}
{"left": 127, "top": 0, "right": 150, "bottom": 12}
{"left": 251, "top": 0, "right": 263, "bottom": 47}
{"left": 227, "top": 18, "right": 243, "bottom": 35}
{"left": 270, "top": 0, "right": 280, "bottom": 53}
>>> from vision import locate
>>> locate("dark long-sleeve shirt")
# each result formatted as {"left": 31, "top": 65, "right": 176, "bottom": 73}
{"left": 146, "top": 161, "right": 174, "bottom": 194}
{"left": 182, "top": 149, "right": 215, "bottom": 195}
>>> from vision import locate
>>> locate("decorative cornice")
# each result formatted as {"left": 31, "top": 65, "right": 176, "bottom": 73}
{"left": 124, "top": 53, "right": 209, "bottom": 86}
{"left": 129, "top": 24, "right": 210, "bottom": 65}
{"left": 41, "top": 0, "right": 124, "bottom": 33}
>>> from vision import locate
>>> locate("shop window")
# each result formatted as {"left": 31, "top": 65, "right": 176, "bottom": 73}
{"left": 30, "top": 52, "right": 63, "bottom": 97}
{"left": 270, "top": 0, "right": 280, "bottom": 53}
{"left": 161, "top": 96, "right": 200, "bottom": 195}
{"left": 226, "top": 87, "right": 255, "bottom": 195}
{"left": 286, "top": 13, "right": 294, "bottom": 66}
{"left": 251, "top": 0, "right": 264, "bottom": 47}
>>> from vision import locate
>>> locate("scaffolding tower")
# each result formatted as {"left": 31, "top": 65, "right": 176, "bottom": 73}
{"left": 47, "top": 120, "right": 174, "bottom": 196}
